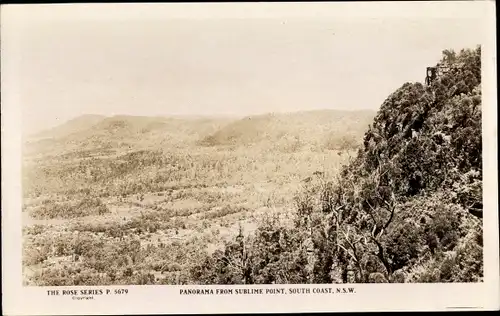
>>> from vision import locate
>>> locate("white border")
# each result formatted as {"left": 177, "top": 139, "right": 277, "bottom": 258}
{"left": 1, "top": 2, "right": 498, "bottom": 315}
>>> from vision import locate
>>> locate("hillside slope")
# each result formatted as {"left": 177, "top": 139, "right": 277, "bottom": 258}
{"left": 24, "top": 110, "right": 374, "bottom": 157}
{"left": 23, "top": 115, "right": 234, "bottom": 156}
{"left": 199, "top": 110, "right": 375, "bottom": 150}
{"left": 31, "top": 115, "right": 106, "bottom": 140}
{"left": 191, "top": 46, "right": 484, "bottom": 284}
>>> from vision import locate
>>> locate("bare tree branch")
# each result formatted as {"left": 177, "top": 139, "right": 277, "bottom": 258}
{"left": 368, "top": 234, "right": 392, "bottom": 275}
{"left": 382, "top": 204, "right": 395, "bottom": 230}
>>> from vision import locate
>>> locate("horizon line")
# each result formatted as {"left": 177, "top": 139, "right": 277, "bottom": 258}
{"left": 27, "top": 107, "right": 378, "bottom": 137}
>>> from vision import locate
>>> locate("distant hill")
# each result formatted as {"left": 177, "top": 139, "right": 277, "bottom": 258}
{"left": 23, "top": 114, "right": 234, "bottom": 156}
{"left": 23, "top": 110, "right": 376, "bottom": 157}
{"left": 31, "top": 114, "right": 106, "bottom": 140}
{"left": 199, "top": 109, "right": 375, "bottom": 150}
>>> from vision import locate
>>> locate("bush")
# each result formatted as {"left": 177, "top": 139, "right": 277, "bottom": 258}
{"left": 425, "top": 203, "right": 462, "bottom": 251}
{"left": 23, "top": 247, "right": 49, "bottom": 266}
{"left": 384, "top": 220, "right": 423, "bottom": 272}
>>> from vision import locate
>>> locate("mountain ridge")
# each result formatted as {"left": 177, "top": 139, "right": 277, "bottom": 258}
{"left": 23, "top": 109, "right": 375, "bottom": 157}
{"left": 32, "top": 108, "right": 376, "bottom": 139}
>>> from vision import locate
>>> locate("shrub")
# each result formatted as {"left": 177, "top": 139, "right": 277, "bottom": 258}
{"left": 383, "top": 220, "right": 423, "bottom": 272}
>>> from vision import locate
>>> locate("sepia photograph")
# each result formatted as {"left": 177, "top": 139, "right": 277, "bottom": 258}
{"left": 2, "top": 1, "right": 498, "bottom": 314}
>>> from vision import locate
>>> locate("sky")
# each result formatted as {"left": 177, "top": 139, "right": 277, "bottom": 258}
{"left": 2, "top": 3, "right": 488, "bottom": 135}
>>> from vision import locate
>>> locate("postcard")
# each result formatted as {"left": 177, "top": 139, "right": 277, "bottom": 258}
{"left": 1, "top": 1, "right": 498, "bottom": 314}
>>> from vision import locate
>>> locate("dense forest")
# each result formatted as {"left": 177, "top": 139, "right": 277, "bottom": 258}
{"left": 190, "top": 46, "right": 483, "bottom": 284}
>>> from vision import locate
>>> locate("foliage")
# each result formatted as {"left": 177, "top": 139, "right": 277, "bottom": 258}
{"left": 191, "top": 214, "right": 311, "bottom": 284}
{"left": 31, "top": 196, "right": 109, "bottom": 219}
